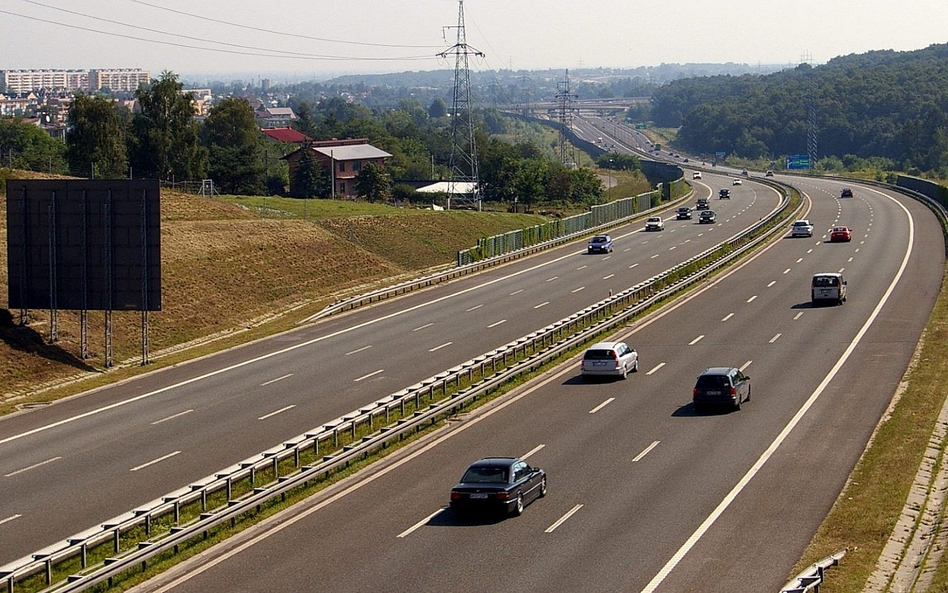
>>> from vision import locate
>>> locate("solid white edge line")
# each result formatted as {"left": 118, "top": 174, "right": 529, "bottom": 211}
{"left": 151, "top": 409, "right": 195, "bottom": 425}
{"left": 396, "top": 507, "right": 446, "bottom": 538}
{"left": 130, "top": 451, "right": 181, "bottom": 473}
{"left": 640, "top": 186, "right": 915, "bottom": 593}
{"left": 261, "top": 373, "right": 294, "bottom": 385}
{"left": 589, "top": 398, "right": 616, "bottom": 414}
{"left": 632, "top": 441, "right": 660, "bottom": 462}
{"left": 521, "top": 444, "right": 546, "bottom": 460}
{"left": 4, "top": 456, "right": 63, "bottom": 478}
{"left": 545, "top": 504, "right": 584, "bottom": 533}
{"left": 646, "top": 363, "right": 665, "bottom": 376}
{"left": 354, "top": 369, "right": 384, "bottom": 382}
{"left": 0, "top": 514, "right": 22, "bottom": 526}
{"left": 257, "top": 405, "right": 296, "bottom": 421}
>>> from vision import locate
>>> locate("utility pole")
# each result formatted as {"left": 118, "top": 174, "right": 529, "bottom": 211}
{"left": 440, "top": 0, "right": 484, "bottom": 210}
{"left": 556, "top": 70, "right": 577, "bottom": 167}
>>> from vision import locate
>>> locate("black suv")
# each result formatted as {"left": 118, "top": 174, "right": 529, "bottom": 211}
{"left": 693, "top": 367, "right": 751, "bottom": 412}
{"left": 841, "top": 188, "right": 853, "bottom": 198}
{"left": 718, "top": 188, "right": 731, "bottom": 199}
{"left": 676, "top": 207, "right": 693, "bottom": 220}
{"left": 696, "top": 198, "right": 710, "bottom": 210}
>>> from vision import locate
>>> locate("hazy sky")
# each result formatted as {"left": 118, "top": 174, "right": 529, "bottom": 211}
{"left": 1, "top": 0, "right": 946, "bottom": 80}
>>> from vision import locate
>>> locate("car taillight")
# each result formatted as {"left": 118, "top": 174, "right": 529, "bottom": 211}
{"left": 495, "top": 492, "right": 509, "bottom": 500}
{"left": 730, "top": 387, "right": 737, "bottom": 396}
{"left": 693, "top": 388, "right": 698, "bottom": 397}
{"left": 451, "top": 491, "right": 462, "bottom": 500}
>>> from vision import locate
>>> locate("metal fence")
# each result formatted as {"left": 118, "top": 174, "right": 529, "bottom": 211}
{"left": 0, "top": 179, "right": 798, "bottom": 593}
{"left": 780, "top": 550, "right": 846, "bottom": 592}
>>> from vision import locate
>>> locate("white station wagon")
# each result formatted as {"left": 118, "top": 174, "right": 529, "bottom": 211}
{"left": 581, "top": 341, "right": 639, "bottom": 379}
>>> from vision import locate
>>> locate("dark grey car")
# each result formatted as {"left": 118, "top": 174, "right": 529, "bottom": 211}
{"left": 692, "top": 367, "right": 751, "bottom": 412}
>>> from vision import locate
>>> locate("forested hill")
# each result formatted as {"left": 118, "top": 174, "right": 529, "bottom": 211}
{"left": 651, "top": 43, "right": 948, "bottom": 172}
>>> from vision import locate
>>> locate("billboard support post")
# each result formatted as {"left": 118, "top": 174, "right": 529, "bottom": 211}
{"left": 47, "top": 191, "right": 58, "bottom": 343}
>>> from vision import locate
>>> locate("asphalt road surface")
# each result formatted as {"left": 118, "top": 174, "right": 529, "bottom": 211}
{"left": 130, "top": 178, "right": 943, "bottom": 592}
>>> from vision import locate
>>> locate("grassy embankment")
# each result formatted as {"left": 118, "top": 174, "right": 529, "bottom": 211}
{"left": 0, "top": 172, "right": 547, "bottom": 413}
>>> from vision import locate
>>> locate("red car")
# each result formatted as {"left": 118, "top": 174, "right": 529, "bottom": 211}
{"left": 830, "top": 226, "right": 852, "bottom": 242}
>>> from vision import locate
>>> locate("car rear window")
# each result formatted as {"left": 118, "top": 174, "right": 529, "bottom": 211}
{"left": 584, "top": 349, "right": 616, "bottom": 360}
{"left": 813, "top": 276, "right": 839, "bottom": 287}
{"left": 696, "top": 375, "right": 731, "bottom": 389}
{"left": 461, "top": 466, "right": 508, "bottom": 484}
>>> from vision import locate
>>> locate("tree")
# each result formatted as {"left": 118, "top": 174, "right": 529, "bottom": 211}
{"left": 0, "top": 117, "right": 68, "bottom": 173}
{"left": 202, "top": 97, "right": 265, "bottom": 194}
{"left": 293, "top": 101, "right": 318, "bottom": 138}
{"left": 354, "top": 162, "right": 392, "bottom": 202}
{"left": 66, "top": 94, "right": 128, "bottom": 178}
{"left": 428, "top": 97, "right": 448, "bottom": 118}
{"left": 291, "top": 146, "right": 329, "bottom": 198}
{"left": 128, "top": 71, "right": 207, "bottom": 181}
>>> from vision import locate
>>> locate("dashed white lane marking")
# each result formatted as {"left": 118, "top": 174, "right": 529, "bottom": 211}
{"left": 151, "top": 409, "right": 194, "bottom": 425}
{"left": 624, "top": 248, "right": 632, "bottom": 252}
{"left": 739, "top": 361, "right": 753, "bottom": 372}
{"left": 509, "top": 289, "right": 524, "bottom": 296}
{"left": 769, "top": 333, "right": 782, "bottom": 343}
{"left": 783, "top": 268, "right": 791, "bottom": 275}
{"left": 603, "top": 256, "right": 612, "bottom": 261}
{"left": 545, "top": 504, "right": 584, "bottom": 533}
{"left": 413, "top": 323, "right": 433, "bottom": 332}
{"left": 258, "top": 405, "right": 296, "bottom": 421}
{"left": 572, "top": 287, "right": 586, "bottom": 293}
{"left": 487, "top": 319, "right": 507, "bottom": 328}
{"left": 861, "top": 240, "right": 865, "bottom": 245}
{"left": 534, "top": 301, "right": 550, "bottom": 309}
{"left": 0, "top": 514, "right": 21, "bottom": 526}
{"left": 5, "top": 456, "right": 63, "bottom": 478}
{"left": 698, "top": 233, "right": 704, "bottom": 237}
{"left": 130, "top": 451, "right": 181, "bottom": 472}
{"left": 651, "top": 254, "right": 660, "bottom": 259}
{"left": 848, "top": 257, "right": 854, "bottom": 262}
{"left": 839, "top": 267, "right": 846, "bottom": 273}
{"left": 807, "top": 249, "right": 813, "bottom": 254}
{"left": 603, "top": 274, "right": 615, "bottom": 280}
{"left": 633, "top": 441, "right": 661, "bottom": 462}
{"left": 747, "top": 295, "right": 758, "bottom": 303}
{"left": 794, "top": 312, "right": 804, "bottom": 320}
{"left": 589, "top": 398, "right": 616, "bottom": 414}
{"left": 354, "top": 369, "right": 384, "bottom": 382}
{"left": 796, "top": 257, "right": 804, "bottom": 263}
{"left": 721, "top": 313, "right": 734, "bottom": 322}
{"left": 689, "top": 335, "right": 705, "bottom": 346}
{"left": 629, "top": 263, "right": 639, "bottom": 269}
{"left": 429, "top": 342, "right": 453, "bottom": 352}
{"left": 669, "top": 246, "right": 677, "bottom": 251}
{"left": 466, "top": 304, "right": 484, "bottom": 311}
{"left": 767, "top": 281, "right": 776, "bottom": 288}
{"left": 522, "top": 444, "right": 546, "bottom": 460}
{"left": 646, "top": 363, "right": 666, "bottom": 375}
{"left": 345, "top": 345, "right": 372, "bottom": 356}
{"left": 855, "top": 248, "right": 860, "bottom": 253}
{"left": 397, "top": 507, "right": 445, "bottom": 538}
{"left": 576, "top": 266, "right": 587, "bottom": 271}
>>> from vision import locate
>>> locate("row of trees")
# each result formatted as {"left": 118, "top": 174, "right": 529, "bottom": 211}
{"left": 649, "top": 44, "right": 948, "bottom": 173}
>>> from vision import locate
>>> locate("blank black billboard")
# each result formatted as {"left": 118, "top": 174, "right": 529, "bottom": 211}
{"left": 6, "top": 179, "right": 161, "bottom": 311}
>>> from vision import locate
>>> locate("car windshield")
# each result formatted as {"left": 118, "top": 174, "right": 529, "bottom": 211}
{"left": 461, "top": 466, "right": 508, "bottom": 484}
{"left": 584, "top": 349, "right": 616, "bottom": 360}
{"left": 696, "top": 375, "right": 731, "bottom": 389}
{"left": 591, "top": 236, "right": 607, "bottom": 243}
{"left": 813, "top": 276, "right": 839, "bottom": 287}
{"left": 794, "top": 222, "right": 808, "bottom": 227}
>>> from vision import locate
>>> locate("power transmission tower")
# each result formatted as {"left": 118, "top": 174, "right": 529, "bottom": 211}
{"left": 439, "top": 0, "right": 484, "bottom": 210}
{"left": 556, "top": 70, "right": 577, "bottom": 167}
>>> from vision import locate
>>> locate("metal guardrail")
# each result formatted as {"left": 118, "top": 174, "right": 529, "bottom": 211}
{"left": 780, "top": 550, "right": 846, "bottom": 592}
{"left": 0, "top": 180, "right": 798, "bottom": 593}
{"left": 306, "top": 185, "right": 693, "bottom": 323}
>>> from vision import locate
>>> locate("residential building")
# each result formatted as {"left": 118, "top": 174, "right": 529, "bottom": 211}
{"left": 283, "top": 138, "right": 392, "bottom": 198}
{"left": 255, "top": 106, "right": 297, "bottom": 129}
{"left": 261, "top": 127, "right": 313, "bottom": 145}
{"left": 0, "top": 68, "right": 149, "bottom": 93}
{"left": 89, "top": 69, "right": 150, "bottom": 92}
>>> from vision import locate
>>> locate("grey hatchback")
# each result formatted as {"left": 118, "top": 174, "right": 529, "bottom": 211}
{"left": 692, "top": 367, "right": 751, "bottom": 412}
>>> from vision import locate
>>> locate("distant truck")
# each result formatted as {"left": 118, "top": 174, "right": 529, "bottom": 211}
{"left": 653, "top": 143, "right": 662, "bottom": 152}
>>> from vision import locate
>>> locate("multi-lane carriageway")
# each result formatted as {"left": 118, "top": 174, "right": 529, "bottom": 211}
{"left": 6, "top": 175, "right": 946, "bottom": 593}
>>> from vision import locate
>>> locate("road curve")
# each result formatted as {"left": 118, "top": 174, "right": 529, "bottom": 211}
{"left": 131, "top": 178, "right": 943, "bottom": 592}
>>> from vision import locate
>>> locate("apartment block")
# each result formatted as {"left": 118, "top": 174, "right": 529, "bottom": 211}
{"left": 0, "top": 68, "right": 150, "bottom": 93}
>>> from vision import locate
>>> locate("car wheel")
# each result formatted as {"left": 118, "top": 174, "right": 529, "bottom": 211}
{"left": 539, "top": 477, "right": 547, "bottom": 498}
{"left": 513, "top": 493, "right": 524, "bottom": 516}
{"left": 622, "top": 365, "right": 628, "bottom": 379}
{"left": 632, "top": 359, "right": 639, "bottom": 372}
{"left": 734, "top": 396, "right": 742, "bottom": 411}
{"left": 746, "top": 385, "right": 751, "bottom": 402}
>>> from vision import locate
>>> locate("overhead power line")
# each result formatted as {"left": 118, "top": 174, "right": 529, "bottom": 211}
{"left": 15, "top": 0, "right": 421, "bottom": 61}
{"left": 0, "top": 8, "right": 438, "bottom": 62}
{"left": 126, "top": 0, "right": 443, "bottom": 50}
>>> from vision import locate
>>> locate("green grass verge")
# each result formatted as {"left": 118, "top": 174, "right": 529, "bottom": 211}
{"left": 791, "top": 259, "right": 948, "bottom": 591}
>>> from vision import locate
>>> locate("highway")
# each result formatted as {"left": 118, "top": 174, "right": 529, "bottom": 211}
{"left": 130, "top": 177, "right": 943, "bottom": 592}
{"left": 0, "top": 173, "right": 780, "bottom": 563}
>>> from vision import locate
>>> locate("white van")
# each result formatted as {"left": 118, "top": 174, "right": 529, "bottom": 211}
{"left": 811, "top": 273, "right": 847, "bottom": 305}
